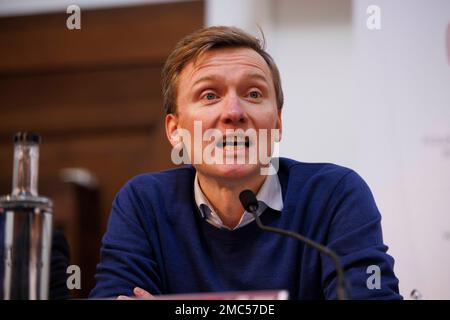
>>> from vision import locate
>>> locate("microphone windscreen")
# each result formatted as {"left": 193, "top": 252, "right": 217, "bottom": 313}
{"left": 239, "top": 189, "right": 258, "bottom": 212}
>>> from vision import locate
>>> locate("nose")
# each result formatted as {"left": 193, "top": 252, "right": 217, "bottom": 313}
{"left": 220, "top": 94, "right": 246, "bottom": 125}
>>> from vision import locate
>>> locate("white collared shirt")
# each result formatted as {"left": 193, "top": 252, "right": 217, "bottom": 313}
{"left": 194, "top": 172, "right": 284, "bottom": 230}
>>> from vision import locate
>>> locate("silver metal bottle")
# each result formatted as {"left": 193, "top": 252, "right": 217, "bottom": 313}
{"left": 0, "top": 132, "right": 53, "bottom": 300}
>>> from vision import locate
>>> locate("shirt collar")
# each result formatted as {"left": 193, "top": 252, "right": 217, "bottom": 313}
{"left": 194, "top": 169, "right": 284, "bottom": 220}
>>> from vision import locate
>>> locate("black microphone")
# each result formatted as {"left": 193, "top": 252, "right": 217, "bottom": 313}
{"left": 239, "top": 189, "right": 350, "bottom": 300}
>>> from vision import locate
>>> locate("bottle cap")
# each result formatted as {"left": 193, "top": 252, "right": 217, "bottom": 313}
{"left": 13, "top": 132, "right": 41, "bottom": 144}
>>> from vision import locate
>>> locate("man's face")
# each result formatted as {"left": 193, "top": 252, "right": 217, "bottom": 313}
{"left": 166, "top": 47, "right": 282, "bottom": 182}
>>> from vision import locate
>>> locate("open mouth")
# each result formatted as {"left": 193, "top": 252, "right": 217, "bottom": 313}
{"left": 217, "top": 136, "right": 251, "bottom": 151}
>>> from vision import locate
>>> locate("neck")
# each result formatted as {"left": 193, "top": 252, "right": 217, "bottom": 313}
{"left": 197, "top": 172, "right": 266, "bottom": 229}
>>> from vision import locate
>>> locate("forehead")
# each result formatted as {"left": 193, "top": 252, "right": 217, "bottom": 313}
{"left": 180, "top": 47, "right": 272, "bottom": 83}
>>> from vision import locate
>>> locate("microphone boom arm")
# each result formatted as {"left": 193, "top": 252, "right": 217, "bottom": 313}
{"left": 240, "top": 189, "right": 350, "bottom": 300}
{"left": 251, "top": 211, "right": 350, "bottom": 300}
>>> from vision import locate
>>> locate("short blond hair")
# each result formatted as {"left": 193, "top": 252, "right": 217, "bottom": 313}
{"left": 161, "top": 26, "right": 284, "bottom": 115}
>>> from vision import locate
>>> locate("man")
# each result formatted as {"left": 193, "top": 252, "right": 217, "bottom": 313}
{"left": 90, "top": 26, "right": 401, "bottom": 299}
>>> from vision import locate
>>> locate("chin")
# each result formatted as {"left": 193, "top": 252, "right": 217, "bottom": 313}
{"left": 202, "top": 163, "right": 260, "bottom": 180}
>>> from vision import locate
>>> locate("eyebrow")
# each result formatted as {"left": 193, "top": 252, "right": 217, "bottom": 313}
{"left": 245, "top": 72, "right": 269, "bottom": 84}
{"left": 192, "top": 73, "right": 269, "bottom": 88}
{"left": 192, "top": 75, "right": 221, "bottom": 88}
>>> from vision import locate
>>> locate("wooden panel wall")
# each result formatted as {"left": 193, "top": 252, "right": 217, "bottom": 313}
{"left": 0, "top": 1, "right": 204, "bottom": 298}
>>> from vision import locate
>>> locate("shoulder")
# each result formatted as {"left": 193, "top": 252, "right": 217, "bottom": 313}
{"left": 126, "top": 165, "right": 196, "bottom": 191}
{"left": 278, "top": 157, "right": 358, "bottom": 189}
{"left": 124, "top": 165, "right": 195, "bottom": 194}
{"left": 277, "top": 157, "right": 373, "bottom": 208}
{"left": 114, "top": 165, "right": 196, "bottom": 210}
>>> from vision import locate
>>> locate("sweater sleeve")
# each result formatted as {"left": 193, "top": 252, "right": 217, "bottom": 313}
{"left": 321, "top": 171, "right": 402, "bottom": 300}
{"left": 89, "top": 181, "right": 163, "bottom": 298}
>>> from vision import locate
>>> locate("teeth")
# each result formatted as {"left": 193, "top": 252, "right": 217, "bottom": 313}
{"left": 224, "top": 140, "right": 244, "bottom": 145}
{"left": 221, "top": 137, "right": 249, "bottom": 148}
{"left": 224, "top": 144, "right": 245, "bottom": 151}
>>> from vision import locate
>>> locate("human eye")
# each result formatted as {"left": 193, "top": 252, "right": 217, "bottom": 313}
{"left": 201, "top": 91, "right": 219, "bottom": 102}
{"left": 247, "top": 90, "right": 262, "bottom": 99}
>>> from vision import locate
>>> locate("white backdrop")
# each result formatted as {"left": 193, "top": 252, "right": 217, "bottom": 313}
{"left": 206, "top": 0, "right": 450, "bottom": 299}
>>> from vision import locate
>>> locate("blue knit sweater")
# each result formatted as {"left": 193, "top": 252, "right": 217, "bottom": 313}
{"left": 90, "top": 158, "right": 401, "bottom": 299}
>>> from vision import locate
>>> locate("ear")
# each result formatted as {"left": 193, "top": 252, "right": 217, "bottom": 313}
{"left": 165, "top": 113, "right": 180, "bottom": 148}
{"left": 276, "top": 108, "right": 282, "bottom": 142}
